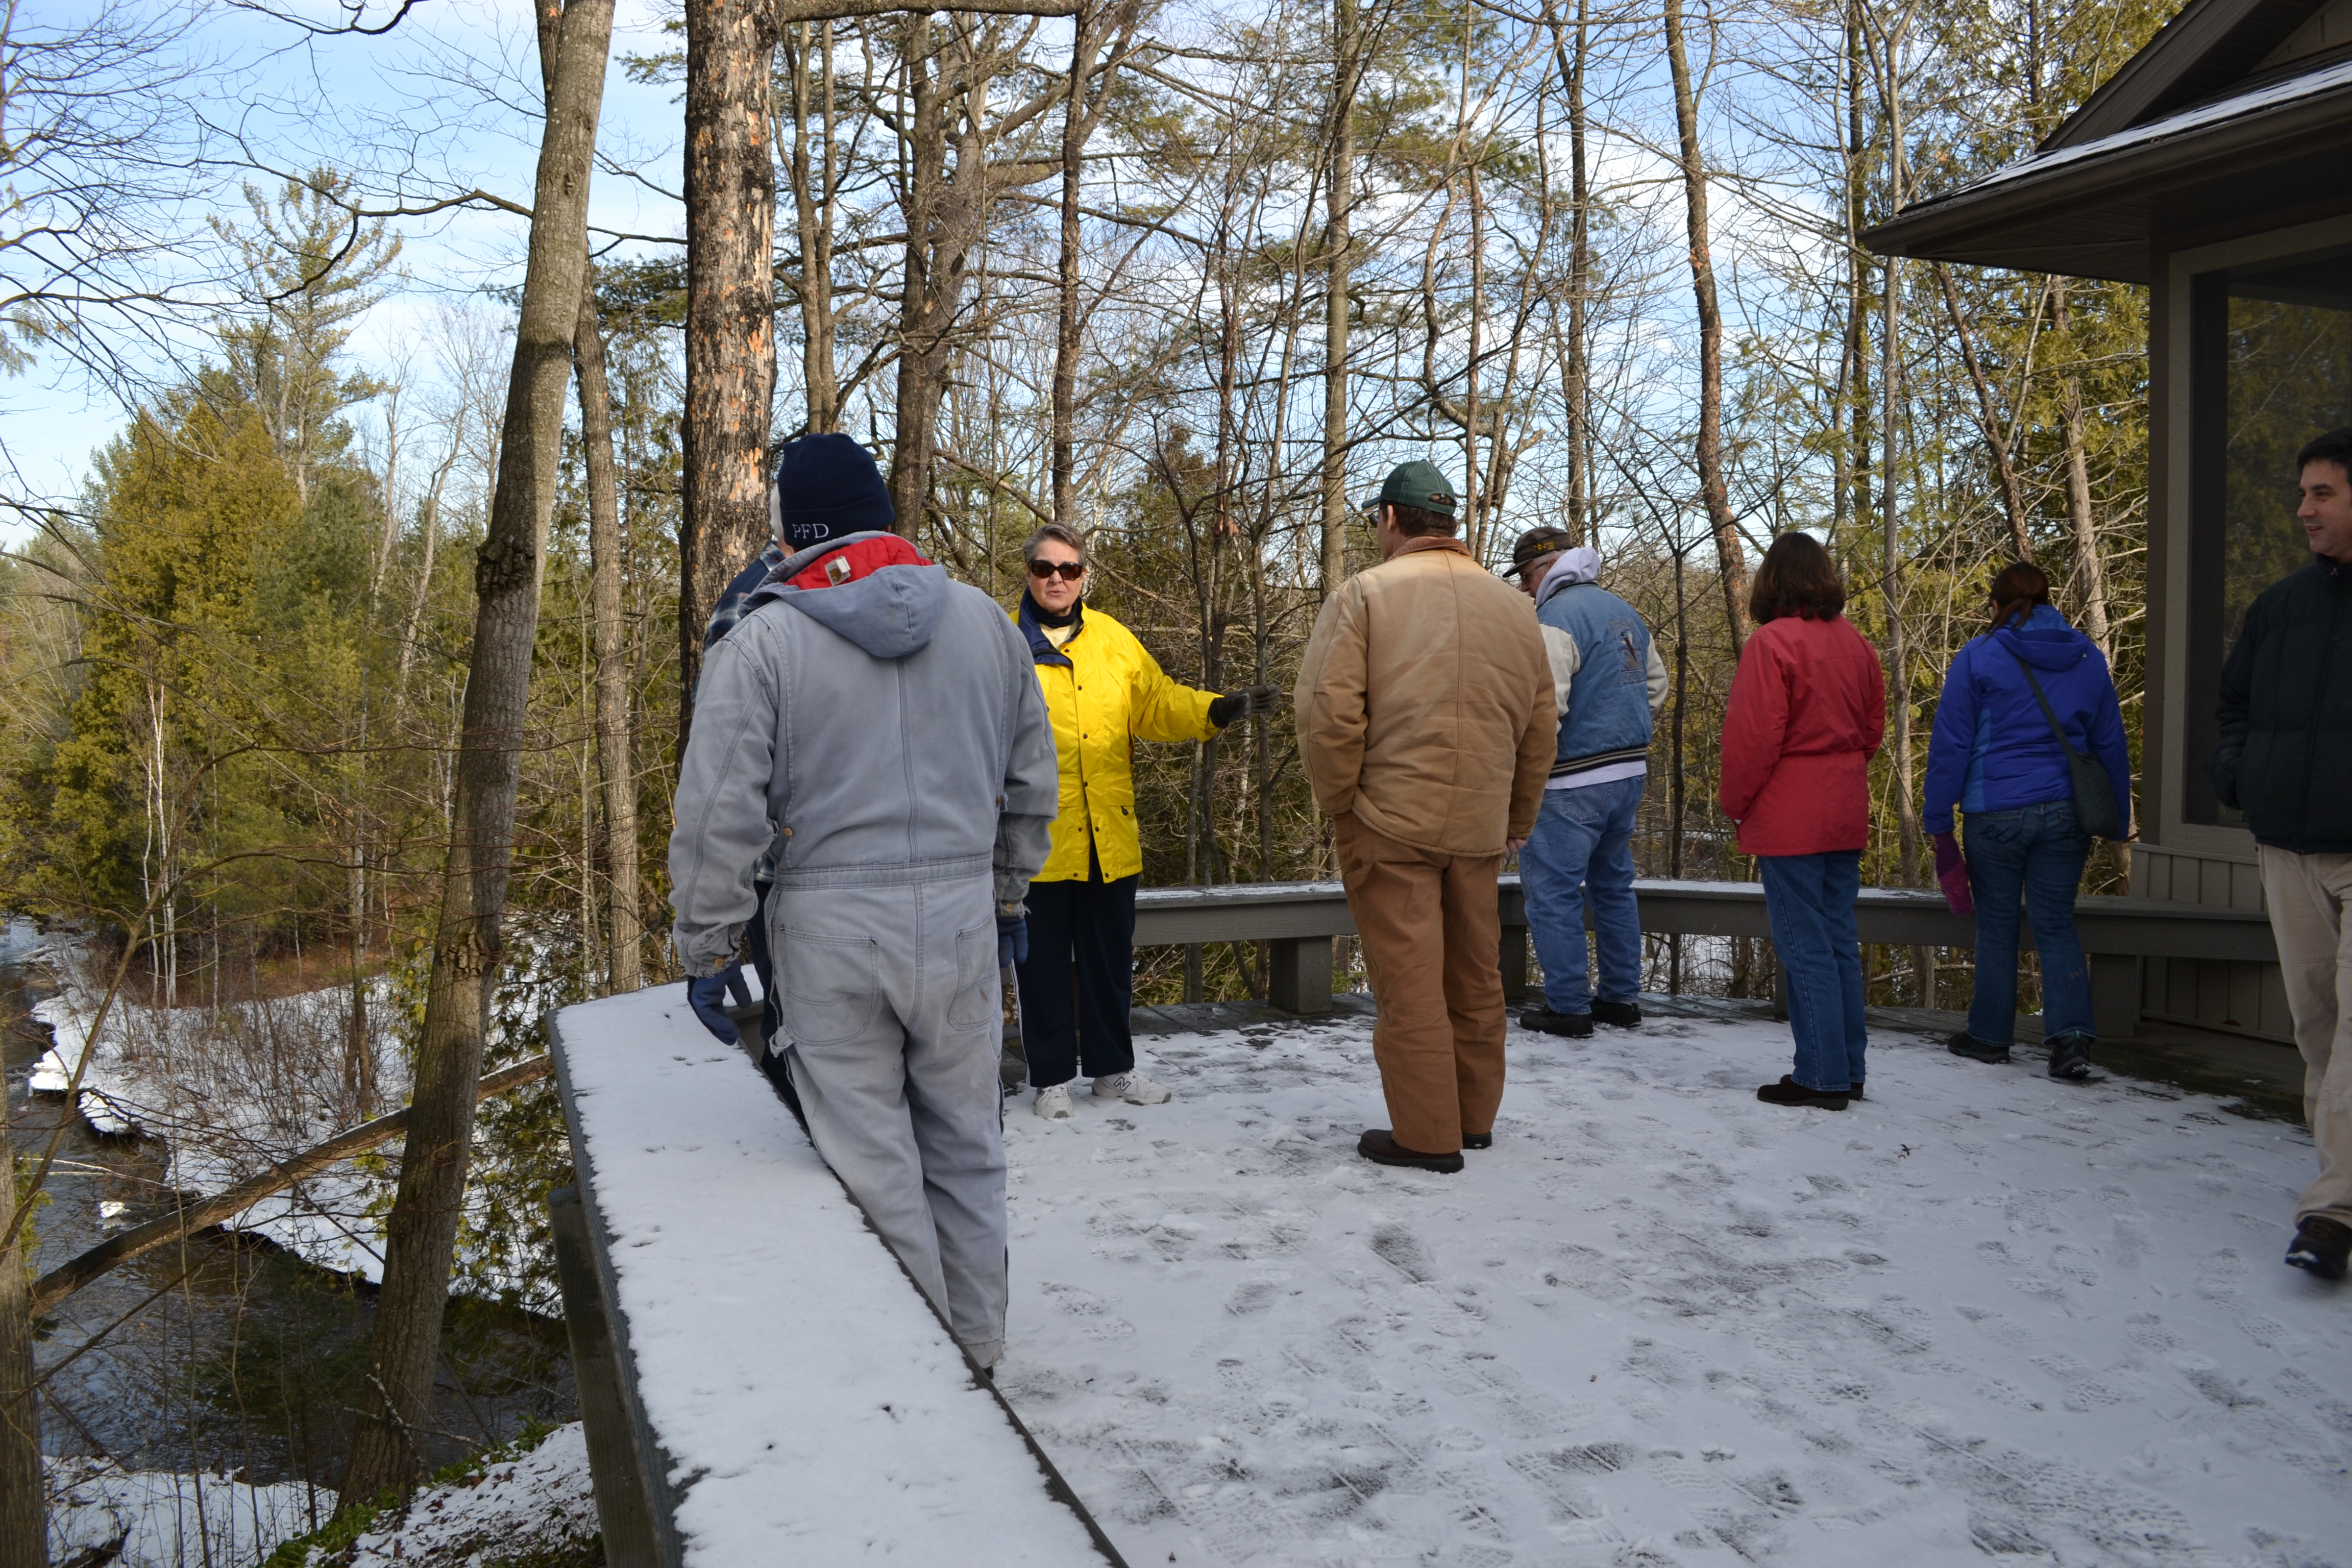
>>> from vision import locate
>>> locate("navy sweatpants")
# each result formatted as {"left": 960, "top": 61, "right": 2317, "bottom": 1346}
{"left": 1015, "top": 861, "right": 1139, "bottom": 1089}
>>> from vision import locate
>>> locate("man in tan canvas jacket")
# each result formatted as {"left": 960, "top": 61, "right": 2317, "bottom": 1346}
{"left": 1295, "top": 461, "right": 1557, "bottom": 1173}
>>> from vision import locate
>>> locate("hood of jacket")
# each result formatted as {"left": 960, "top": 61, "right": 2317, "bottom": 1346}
{"left": 1992, "top": 603, "right": 2095, "bottom": 673}
{"left": 747, "top": 530, "right": 945, "bottom": 659}
{"left": 1534, "top": 546, "right": 1602, "bottom": 606}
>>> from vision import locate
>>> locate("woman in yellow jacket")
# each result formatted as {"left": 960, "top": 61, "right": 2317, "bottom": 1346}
{"left": 1013, "top": 523, "right": 1275, "bottom": 1120}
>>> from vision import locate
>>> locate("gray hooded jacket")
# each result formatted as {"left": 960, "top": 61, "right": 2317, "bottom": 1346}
{"left": 669, "top": 532, "right": 1059, "bottom": 976}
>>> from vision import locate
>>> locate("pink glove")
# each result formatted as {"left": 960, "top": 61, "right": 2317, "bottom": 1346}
{"left": 1934, "top": 831, "right": 1974, "bottom": 916}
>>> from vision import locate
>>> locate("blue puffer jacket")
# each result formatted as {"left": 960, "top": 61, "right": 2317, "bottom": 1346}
{"left": 1923, "top": 605, "right": 2131, "bottom": 837}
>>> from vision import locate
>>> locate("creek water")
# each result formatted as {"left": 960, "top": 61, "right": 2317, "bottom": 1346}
{"left": 1, "top": 919, "right": 577, "bottom": 1509}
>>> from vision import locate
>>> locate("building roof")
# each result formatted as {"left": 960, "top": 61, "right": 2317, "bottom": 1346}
{"left": 1865, "top": 0, "right": 2352, "bottom": 279}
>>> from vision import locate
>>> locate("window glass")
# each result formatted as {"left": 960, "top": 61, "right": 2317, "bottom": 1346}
{"left": 2184, "top": 249, "right": 2352, "bottom": 825}
{"left": 2220, "top": 258, "right": 2352, "bottom": 643}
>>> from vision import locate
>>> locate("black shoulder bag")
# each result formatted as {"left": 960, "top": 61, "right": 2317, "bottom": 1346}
{"left": 2006, "top": 646, "right": 2122, "bottom": 841}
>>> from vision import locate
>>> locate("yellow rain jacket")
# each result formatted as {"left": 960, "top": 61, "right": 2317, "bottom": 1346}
{"left": 1014, "top": 599, "right": 1219, "bottom": 883}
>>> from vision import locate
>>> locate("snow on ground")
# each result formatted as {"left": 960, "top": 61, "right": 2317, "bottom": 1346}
{"left": 44, "top": 1424, "right": 600, "bottom": 1568}
{"left": 998, "top": 1007, "right": 2351, "bottom": 1568}
{"left": 48, "top": 1456, "right": 323, "bottom": 1568}
{"left": 24, "top": 950, "right": 406, "bottom": 1280}
{"left": 296, "top": 1422, "right": 599, "bottom": 1568}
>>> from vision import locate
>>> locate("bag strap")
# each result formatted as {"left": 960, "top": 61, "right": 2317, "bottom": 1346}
{"left": 2004, "top": 642, "right": 2080, "bottom": 757}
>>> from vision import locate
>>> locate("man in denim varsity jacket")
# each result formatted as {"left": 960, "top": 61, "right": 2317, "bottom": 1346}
{"left": 1506, "top": 530, "right": 1669, "bottom": 1038}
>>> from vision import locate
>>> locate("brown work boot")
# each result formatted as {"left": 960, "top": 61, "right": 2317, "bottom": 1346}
{"left": 1358, "top": 1128, "right": 1464, "bottom": 1173}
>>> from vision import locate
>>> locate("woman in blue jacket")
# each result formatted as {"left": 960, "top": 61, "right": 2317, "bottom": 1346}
{"left": 1923, "top": 562, "right": 2132, "bottom": 1082}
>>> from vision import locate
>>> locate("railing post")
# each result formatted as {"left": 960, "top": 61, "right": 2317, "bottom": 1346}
{"left": 1267, "top": 937, "right": 1333, "bottom": 1015}
{"left": 549, "top": 1184, "right": 662, "bottom": 1568}
{"left": 1499, "top": 922, "right": 1529, "bottom": 1002}
{"left": 2090, "top": 953, "right": 2140, "bottom": 1040}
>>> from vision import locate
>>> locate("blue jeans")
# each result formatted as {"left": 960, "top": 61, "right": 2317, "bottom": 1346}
{"left": 1521, "top": 775, "right": 1645, "bottom": 1013}
{"left": 1759, "top": 851, "right": 1868, "bottom": 1092}
{"left": 1963, "top": 800, "right": 2093, "bottom": 1047}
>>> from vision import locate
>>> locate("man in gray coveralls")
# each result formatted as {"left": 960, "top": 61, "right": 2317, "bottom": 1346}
{"left": 668, "top": 433, "right": 1059, "bottom": 1368}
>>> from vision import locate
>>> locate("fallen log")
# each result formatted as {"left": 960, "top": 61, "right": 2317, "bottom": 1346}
{"left": 31, "top": 1054, "right": 553, "bottom": 1316}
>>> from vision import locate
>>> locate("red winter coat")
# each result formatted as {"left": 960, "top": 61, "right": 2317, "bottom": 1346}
{"left": 1718, "top": 613, "right": 1887, "bottom": 857}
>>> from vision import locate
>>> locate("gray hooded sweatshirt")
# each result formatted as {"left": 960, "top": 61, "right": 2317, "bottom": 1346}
{"left": 669, "top": 533, "right": 1059, "bottom": 975}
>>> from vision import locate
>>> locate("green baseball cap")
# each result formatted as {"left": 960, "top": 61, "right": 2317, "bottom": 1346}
{"left": 1363, "top": 460, "right": 1459, "bottom": 519}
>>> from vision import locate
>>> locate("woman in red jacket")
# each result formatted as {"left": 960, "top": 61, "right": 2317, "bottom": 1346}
{"left": 1719, "top": 533, "right": 1887, "bottom": 1109}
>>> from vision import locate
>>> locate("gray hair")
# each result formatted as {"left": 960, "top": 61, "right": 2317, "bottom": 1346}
{"left": 1021, "top": 522, "right": 1088, "bottom": 566}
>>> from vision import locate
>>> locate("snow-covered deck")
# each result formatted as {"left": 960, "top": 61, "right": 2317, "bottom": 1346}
{"left": 996, "top": 1008, "right": 2351, "bottom": 1566}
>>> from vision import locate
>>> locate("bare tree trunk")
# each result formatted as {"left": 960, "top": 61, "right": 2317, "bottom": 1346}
{"left": 1933, "top": 261, "right": 2032, "bottom": 562}
{"left": 1874, "top": 14, "right": 1927, "bottom": 997}
{"left": 1051, "top": 5, "right": 1106, "bottom": 530}
{"left": 577, "top": 266, "right": 642, "bottom": 992}
{"left": 888, "top": 16, "right": 949, "bottom": 538}
{"left": 784, "top": 21, "right": 842, "bottom": 435}
{"left": 1565, "top": 0, "right": 1590, "bottom": 543}
{"left": 0, "top": 1102, "right": 45, "bottom": 1568}
{"left": 1663, "top": 0, "right": 1745, "bottom": 654}
{"left": 1844, "top": 3, "right": 1871, "bottom": 553}
{"left": 1320, "top": 0, "right": 1356, "bottom": 596}
{"left": 2050, "top": 278, "right": 2112, "bottom": 659}
{"left": 680, "top": 0, "right": 778, "bottom": 740}
{"left": 339, "top": 0, "right": 612, "bottom": 1508}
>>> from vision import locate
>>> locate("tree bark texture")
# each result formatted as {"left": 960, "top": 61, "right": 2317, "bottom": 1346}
{"left": 680, "top": 0, "right": 778, "bottom": 740}
{"left": 576, "top": 266, "right": 642, "bottom": 993}
{"left": 1051, "top": 4, "right": 1107, "bottom": 530}
{"left": 1564, "top": 0, "right": 1590, "bottom": 543}
{"left": 886, "top": 16, "right": 971, "bottom": 538}
{"left": 0, "top": 1101, "right": 45, "bottom": 1568}
{"left": 1662, "top": 0, "right": 1745, "bottom": 654}
{"left": 1320, "top": 0, "right": 1357, "bottom": 596}
{"left": 2049, "top": 278, "right": 2112, "bottom": 660}
{"left": 784, "top": 20, "right": 841, "bottom": 435}
{"left": 338, "top": 0, "right": 611, "bottom": 1509}
{"left": 1877, "top": 68, "right": 1923, "bottom": 904}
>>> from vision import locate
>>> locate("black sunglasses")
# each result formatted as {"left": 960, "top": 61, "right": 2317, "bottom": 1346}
{"left": 1027, "top": 559, "right": 1086, "bottom": 580}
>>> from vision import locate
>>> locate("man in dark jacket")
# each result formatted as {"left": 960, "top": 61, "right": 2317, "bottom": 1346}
{"left": 2212, "top": 425, "right": 2352, "bottom": 1282}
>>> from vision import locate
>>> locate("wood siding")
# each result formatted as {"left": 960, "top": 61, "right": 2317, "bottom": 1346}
{"left": 2131, "top": 845, "right": 2294, "bottom": 1040}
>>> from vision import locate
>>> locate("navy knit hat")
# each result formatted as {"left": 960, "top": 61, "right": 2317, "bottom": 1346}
{"left": 770, "top": 433, "right": 895, "bottom": 550}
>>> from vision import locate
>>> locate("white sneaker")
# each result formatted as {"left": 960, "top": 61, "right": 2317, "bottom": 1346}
{"left": 1034, "top": 1084, "right": 1075, "bottom": 1120}
{"left": 1091, "top": 1070, "right": 1171, "bottom": 1106}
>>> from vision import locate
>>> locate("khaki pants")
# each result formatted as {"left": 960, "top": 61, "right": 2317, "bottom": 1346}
{"left": 2257, "top": 845, "right": 2352, "bottom": 1229}
{"left": 1335, "top": 813, "right": 1507, "bottom": 1155}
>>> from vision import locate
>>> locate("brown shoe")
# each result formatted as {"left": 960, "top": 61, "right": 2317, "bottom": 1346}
{"left": 1358, "top": 1128, "right": 1465, "bottom": 1173}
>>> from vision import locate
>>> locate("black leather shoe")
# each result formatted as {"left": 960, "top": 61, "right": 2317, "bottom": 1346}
{"left": 1590, "top": 999, "right": 1643, "bottom": 1028}
{"left": 1947, "top": 1031, "right": 2011, "bottom": 1064}
{"left": 2286, "top": 1216, "right": 2350, "bottom": 1280}
{"left": 1358, "top": 1129, "right": 1465, "bottom": 1173}
{"left": 1846, "top": 1081, "right": 1865, "bottom": 1102}
{"left": 1462, "top": 1132, "right": 1492, "bottom": 1150}
{"left": 1522, "top": 1006, "right": 1594, "bottom": 1038}
{"left": 1756, "top": 1075, "right": 1849, "bottom": 1110}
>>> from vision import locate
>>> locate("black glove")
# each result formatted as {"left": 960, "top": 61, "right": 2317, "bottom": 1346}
{"left": 1209, "top": 684, "right": 1279, "bottom": 727}
{"left": 997, "top": 912, "right": 1029, "bottom": 967}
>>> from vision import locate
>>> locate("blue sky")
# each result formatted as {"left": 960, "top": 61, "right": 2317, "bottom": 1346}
{"left": 0, "top": 0, "right": 688, "bottom": 535}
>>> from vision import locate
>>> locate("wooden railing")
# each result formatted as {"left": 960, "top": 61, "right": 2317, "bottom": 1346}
{"left": 1135, "top": 876, "right": 2276, "bottom": 1038}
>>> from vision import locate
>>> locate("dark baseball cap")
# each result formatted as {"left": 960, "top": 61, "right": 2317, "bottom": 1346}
{"left": 1363, "top": 460, "right": 1458, "bottom": 518}
{"left": 1506, "top": 526, "right": 1574, "bottom": 577}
